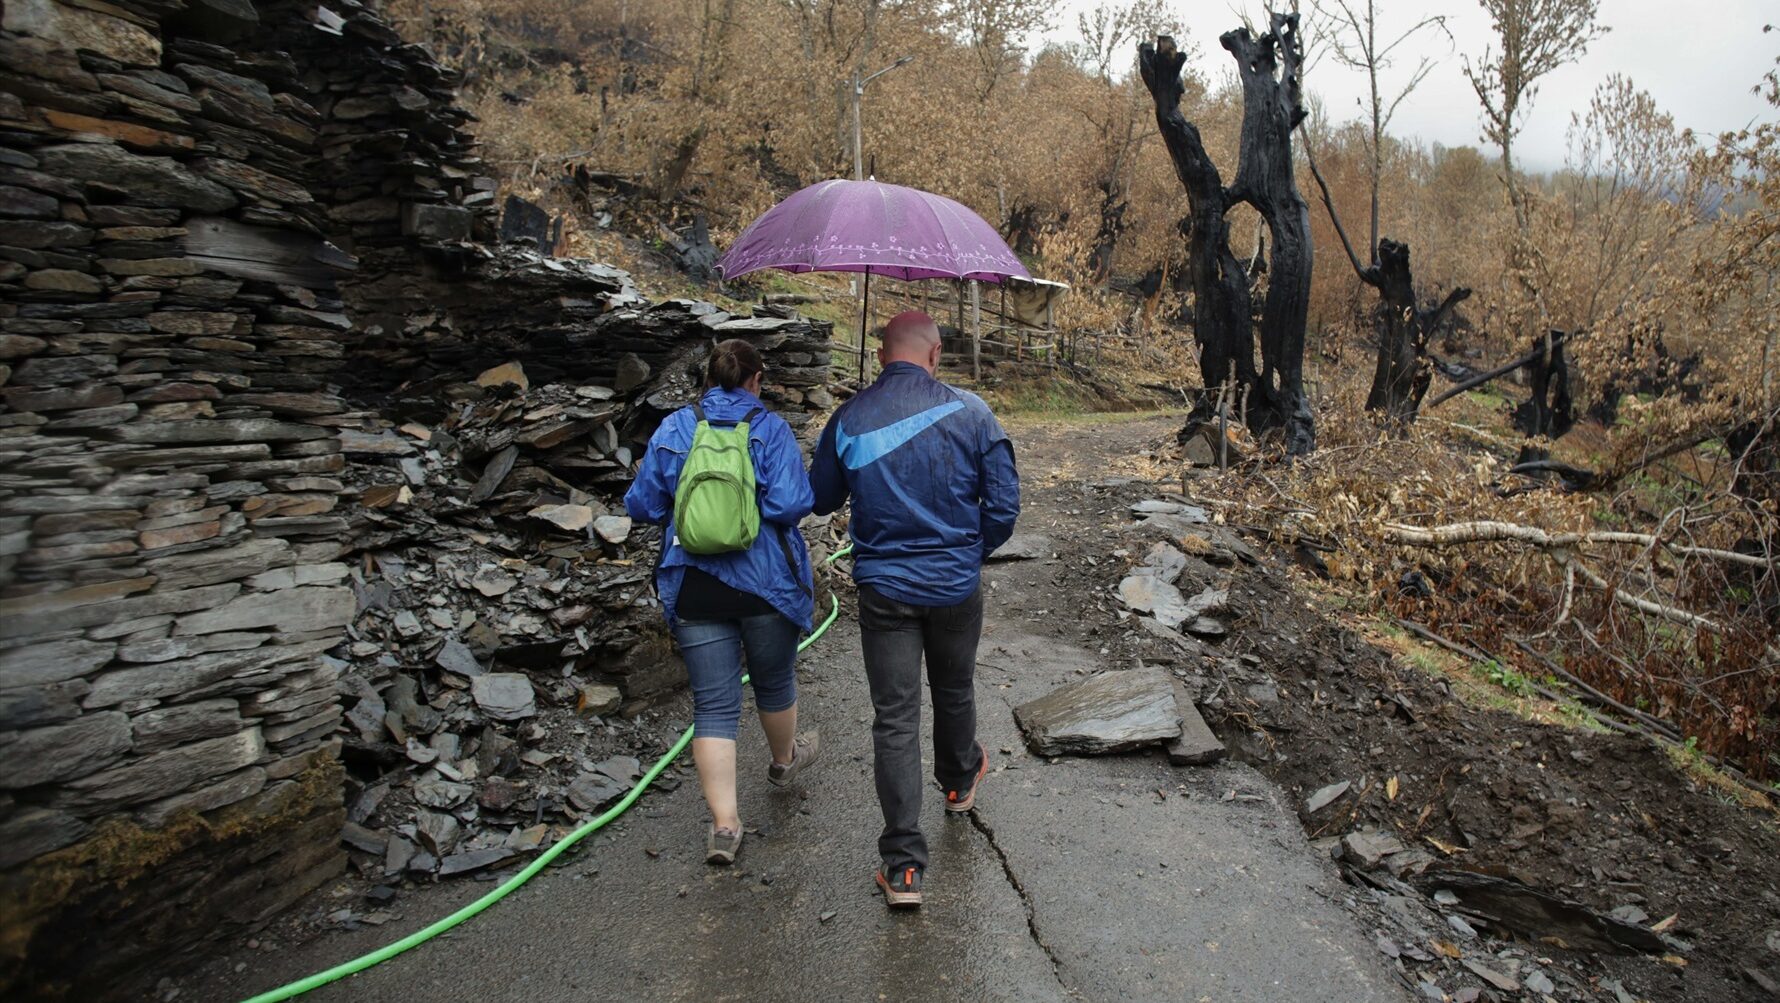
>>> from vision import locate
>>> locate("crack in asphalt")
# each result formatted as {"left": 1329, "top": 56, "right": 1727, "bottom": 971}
{"left": 965, "top": 804, "right": 1075, "bottom": 998}
{"left": 969, "top": 653, "right": 1076, "bottom": 999}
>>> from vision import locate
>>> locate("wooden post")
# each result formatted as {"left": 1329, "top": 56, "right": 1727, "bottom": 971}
{"left": 970, "top": 280, "right": 981, "bottom": 381}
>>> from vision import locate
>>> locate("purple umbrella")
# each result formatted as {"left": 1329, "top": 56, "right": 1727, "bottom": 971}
{"left": 716, "top": 179, "right": 1029, "bottom": 380}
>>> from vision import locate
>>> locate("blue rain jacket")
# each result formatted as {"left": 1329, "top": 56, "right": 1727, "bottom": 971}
{"left": 624, "top": 387, "right": 815, "bottom": 630}
{"left": 810, "top": 361, "right": 1020, "bottom": 606}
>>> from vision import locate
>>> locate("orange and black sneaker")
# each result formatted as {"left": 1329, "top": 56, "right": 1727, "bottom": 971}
{"left": 875, "top": 865, "right": 923, "bottom": 909}
{"left": 944, "top": 740, "right": 989, "bottom": 814}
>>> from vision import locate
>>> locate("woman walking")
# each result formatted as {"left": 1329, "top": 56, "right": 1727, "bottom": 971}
{"left": 624, "top": 339, "right": 822, "bottom": 864}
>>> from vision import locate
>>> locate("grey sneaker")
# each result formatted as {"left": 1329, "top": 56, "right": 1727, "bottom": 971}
{"left": 706, "top": 824, "right": 742, "bottom": 865}
{"left": 767, "top": 731, "right": 821, "bottom": 787}
{"left": 875, "top": 865, "right": 923, "bottom": 909}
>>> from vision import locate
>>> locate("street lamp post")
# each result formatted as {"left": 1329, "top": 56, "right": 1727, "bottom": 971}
{"left": 849, "top": 54, "right": 914, "bottom": 384}
{"left": 851, "top": 55, "right": 913, "bottom": 182}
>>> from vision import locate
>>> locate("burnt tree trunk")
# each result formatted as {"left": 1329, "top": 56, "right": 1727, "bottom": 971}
{"left": 1512, "top": 331, "right": 1576, "bottom": 451}
{"left": 1302, "top": 139, "right": 1471, "bottom": 423}
{"left": 1363, "top": 240, "right": 1472, "bottom": 419}
{"left": 1138, "top": 38, "right": 1255, "bottom": 421}
{"left": 1140, "top": 15, "right": 1317, "bottom": 455}
{"left": 1223, "top": 15, "right": 1315, "bottom": 455}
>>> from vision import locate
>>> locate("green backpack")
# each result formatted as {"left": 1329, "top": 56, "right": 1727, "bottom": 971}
{"left": 672, "top": 402, "right": 763, "bottom": 554}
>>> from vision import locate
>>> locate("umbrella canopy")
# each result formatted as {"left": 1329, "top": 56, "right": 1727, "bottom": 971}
{"left": 716, "top": 179, "right": 1029, "bottom": 284}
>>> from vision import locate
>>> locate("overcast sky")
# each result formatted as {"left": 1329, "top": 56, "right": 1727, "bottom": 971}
{"left": 1043, "top": 0, "right": 1778, "bottom": 171}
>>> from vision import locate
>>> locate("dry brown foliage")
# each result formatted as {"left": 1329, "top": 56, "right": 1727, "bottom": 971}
{"left": 376, "top": 0, "right": 1776, "bottom": 778}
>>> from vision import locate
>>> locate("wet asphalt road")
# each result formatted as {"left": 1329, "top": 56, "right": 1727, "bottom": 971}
{"left": 190, "top": 555, "right": 1406, "bottom": 1003}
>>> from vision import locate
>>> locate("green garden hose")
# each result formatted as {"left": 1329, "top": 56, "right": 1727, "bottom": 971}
{"left": 240, "top": 545, "right": 853, "bottom": 1003}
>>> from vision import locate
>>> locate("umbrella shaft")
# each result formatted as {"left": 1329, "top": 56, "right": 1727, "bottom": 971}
{"left": 857, "top": 270, "right": 871, "bottom": 384}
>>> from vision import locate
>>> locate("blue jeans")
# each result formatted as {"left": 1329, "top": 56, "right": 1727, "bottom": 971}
{"left": 673, "top": 614, "right": 801, "bottom": 740}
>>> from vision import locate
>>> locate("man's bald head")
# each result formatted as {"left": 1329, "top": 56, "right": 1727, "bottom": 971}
{"left": 879, "top": 310, "right": 942, "bottom": 374}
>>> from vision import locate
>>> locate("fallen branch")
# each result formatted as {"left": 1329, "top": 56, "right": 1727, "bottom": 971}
{"left": 1508, "top": 639, "right": 1682, "bottom": 742}
{"left": 1424, "top": 331, "right": 1571, "bottom": 408}
{"left": 1381, "top": 520, "right": 1770, "bottom": 570}
{"left": 1386, "top": 520, "right": 1780, "bottom": 661}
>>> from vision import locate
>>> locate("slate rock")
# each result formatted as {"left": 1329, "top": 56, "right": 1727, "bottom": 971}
{"left": 434, "top": 637, "right": 483, "bottom": 678}
{"left": 1130, "top": 499, "right": 1210, "bottom": 520}
{"left": 1525, "top": 970, "right": 1555, "bottom": 994}
{"left": 614, "top": 354, "right": 650, "bottom": 393}
{"left": 341, "top": 821, "right": 387, "bottom": 854}
{"left": 1184, "top": 616, "right": 1226, "bottom": 639}
{"left": 529, "top": 503, "right": 591, "bottom": 532}
{"left": 38, "top": 143, "right": 236, "bottom": 211}
{"left": 1134, "top": 542, "right": 1187, "bottom": 584}
{"left": 1118, "top": 575, "right": 1192, "bottom": 628}
{"left": 476, "top": 361, "right": 528, "bottom": 391}
{"left": 0, "top": 807, "right": 89, "bottom": 869}
{"left": 471, "top": 673, "right": 535, "bottom": 720}
{"left": 470, "top": 567, "right": 516, "bottom": 597}
{"left": 1164, "top": 682, "right": 1226, "bottom": 765}
{"left": 593, "top": 515, "right": 631, "bottom": 544}
{"left": 477, "top": 778, "right": 523, "bottom": 812}
{"left": 1013, "top": 667, "right": 1182, "bottom": 756}
{"left": 384, "top": 834, "right": 416, "bottom": 875}
{"left": 567, "top": 772, "right": 625, "bottom": 812}
{"left": 3, "top": 711, "right": 133, "bottom": 788}
{"left": 438, "top": 846, "right": 516, "bottom": 877}
{"left": 577, "top": 683, "right": 621, "bottom": 715}
{"left": 1341, "top": 831, "right": 1406, "bottom": 869}
{"left": 415, "top": 810, "right": 460, "bottom": 856}
{"left": 0, "top": 637, "right": 114, "bottom": 688}
{"left": 1305, "top": 780, "right": 1351, "bottom": 814}
{"left": 594, "top": 755, "right": 642, "bottom": 783}
{"left": 413, "top": 779, "right": 472, "bottom": 809}
{"left": 989, "top": 533, "right": 1051, "bottom": 562}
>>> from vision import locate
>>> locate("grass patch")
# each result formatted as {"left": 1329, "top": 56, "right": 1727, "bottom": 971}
{"left": 1666, "top": 737, "right": 1776, "bottom": 812}
{"left": 981, "top": 377, "right": 1102, "bottom": 416}
{"left": 1465, "top": 386, "right": 1514, "bottom": 409}
{"left": 1373, "top": 619, "right": 1611, "bottom": 727}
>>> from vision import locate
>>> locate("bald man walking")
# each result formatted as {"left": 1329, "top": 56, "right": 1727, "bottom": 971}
{"left": 810, "top": 310, "right": 1020, "bottom": 910}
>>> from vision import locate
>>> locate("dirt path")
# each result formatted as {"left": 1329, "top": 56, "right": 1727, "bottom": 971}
{"left": 177, "top": 410, "right": 1779, "bottom": 1003}
{"left": 181, "top": 411, "right": 1407, "bottom": 1003}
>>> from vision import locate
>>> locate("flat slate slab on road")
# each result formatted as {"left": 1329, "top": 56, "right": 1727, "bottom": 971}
{"left": 194, "top": 591, "right": 1404, "bottom": 1003}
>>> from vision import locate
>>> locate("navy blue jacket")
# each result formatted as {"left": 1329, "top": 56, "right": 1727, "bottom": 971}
{"left": 810, "top": 362, "right": 1020, "bottom": 605}
{"left": 624, "top": 387, "right": 815, "bottom": 630}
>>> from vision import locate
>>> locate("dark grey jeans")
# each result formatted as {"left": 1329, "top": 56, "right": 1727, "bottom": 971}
{"left": 858, "top": 582, "right": 986, "bottom": 872}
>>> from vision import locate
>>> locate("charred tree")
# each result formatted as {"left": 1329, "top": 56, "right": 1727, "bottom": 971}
{"left": 1138, "top": 38, "right": 1254, "bottom": 426}
{"left": 1139, "top": 15, "right": 1317, "bottom": 455}
{"left": 1363, "top": 242, "right": 1473, "bottom": 418}
{"left": 1512, "top": 331, "right": 1576, "bottom": 449}
{"left": 1224, "top": 16, "right": 1316, "bottom": 454}
{"left": 1301, "top": 141, "right": 1471, "bottom": 422}
{"left": 1588, "top": 333, "right": 1702, "bottom": 425}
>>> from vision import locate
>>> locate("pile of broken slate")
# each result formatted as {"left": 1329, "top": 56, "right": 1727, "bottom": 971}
{"left": 319, "top": 347, "right": 835, "bottom": 895}
{"left": 1009, "top": 496, "right": 1257, "bottom": 766}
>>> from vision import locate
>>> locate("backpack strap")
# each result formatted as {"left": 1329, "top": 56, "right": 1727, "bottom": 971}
{"left": 690, "top": 402, "right": 762, "bottom": 428}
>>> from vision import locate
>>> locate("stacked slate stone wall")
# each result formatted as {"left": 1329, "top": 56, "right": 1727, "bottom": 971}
{"left": 0, "top": 1, "right": 836, "bottom": 997}
{"left": 0, "top": 0, "right": 494, "bottom": 996}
